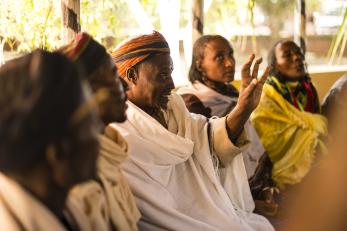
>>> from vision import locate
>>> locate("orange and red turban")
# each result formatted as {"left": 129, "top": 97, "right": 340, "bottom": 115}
{"left": 111, "top": 31, "right": 170, "bottom": 78}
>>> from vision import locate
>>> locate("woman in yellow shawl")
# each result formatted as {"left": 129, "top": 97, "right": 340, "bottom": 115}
{"left": 251, "top": 40, "right": 327, "bottom": 189}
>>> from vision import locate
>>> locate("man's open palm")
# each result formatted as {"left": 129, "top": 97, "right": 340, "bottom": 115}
{"left": 238, "top": 54, "right": 269, "bottom": 113}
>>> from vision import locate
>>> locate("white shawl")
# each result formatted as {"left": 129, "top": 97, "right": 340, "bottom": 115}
{"left": 177, "top": 82, "right": 265, "bottom": 178}
{"left": 111, "top": 93, "right": 273, "bottom": 231}
{"left": 66, "top": 132, "right": 140, "bottom": 231}
{"left": 0, "top": 173, "right": 68, "bottom": 231}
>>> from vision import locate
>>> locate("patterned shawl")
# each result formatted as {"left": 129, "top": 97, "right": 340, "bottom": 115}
{"left": 266, "top": 75, "right": 320, "bottom": 113}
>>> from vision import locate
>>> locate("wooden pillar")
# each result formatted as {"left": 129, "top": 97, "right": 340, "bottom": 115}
{"left": 294, "top": 0, "right": 306, "bottom": 54}
{"left": 61, "top": 0, "right": 80, "bottom": 43}
{"left": 192, "top": 0, "right": 204, "bottom": 44}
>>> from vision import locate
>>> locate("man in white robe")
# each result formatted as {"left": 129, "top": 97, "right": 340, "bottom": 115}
{"left": 111, "top": 31, "right": 274, "bottom": 230}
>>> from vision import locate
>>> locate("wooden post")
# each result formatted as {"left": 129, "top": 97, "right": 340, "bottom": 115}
{"left": 294, "top": 0, "right": 306, "bottom": 54}
{"left": 61, "top": 0, "right": 80, "bottom": 43}
{"left": 192, "top": 0, "right": 204, "bottom": 44}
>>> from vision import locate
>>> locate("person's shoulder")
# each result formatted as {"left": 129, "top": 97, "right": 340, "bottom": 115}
{"left": 174, "top": 92, "right": 211, "bottom": 118}
{"left": 0, "top": 201, "right": 22, "bottom": 231}
{"left": 333, "top": 74, "right": 347, "bottom": 90}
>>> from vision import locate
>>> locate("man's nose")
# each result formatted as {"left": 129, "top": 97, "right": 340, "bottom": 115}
{"left": 167, "top": 76, "right": 175, "bottom": 90}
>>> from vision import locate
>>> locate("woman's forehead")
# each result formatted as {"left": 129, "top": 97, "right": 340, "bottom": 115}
{"left": 277, "top": 41, "right": 300, "bottom": 53}
{"left": 204, "top": 39, "right": 232, "bottom": 54}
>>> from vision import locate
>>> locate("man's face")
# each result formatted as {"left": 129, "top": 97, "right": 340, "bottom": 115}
{"left": 91, "top": 58, "right": 127, "bottom": 124}
{"left": 275, "top": 41, "right": 306, "bottom": 80}
{"left": 128, "top": 53, "right": 175, "bottom": 110}
{"left": 200, "top": 38, "right": 235, "bottom": 83}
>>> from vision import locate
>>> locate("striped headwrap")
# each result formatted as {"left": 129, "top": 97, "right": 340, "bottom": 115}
{"left": 111, "top": 31, "right": 170, "bottom": 78}
{"left": 59, "top": 32, "right": 108, "bottom": 77}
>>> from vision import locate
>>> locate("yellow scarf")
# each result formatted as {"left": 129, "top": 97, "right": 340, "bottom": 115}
{"left": 251, "top": 84, "right": 327, "bottom": 188}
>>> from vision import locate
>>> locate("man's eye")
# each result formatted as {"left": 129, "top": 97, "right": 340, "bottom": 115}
{"left": 161, "top": 73, "right": 169, "bottom": 79}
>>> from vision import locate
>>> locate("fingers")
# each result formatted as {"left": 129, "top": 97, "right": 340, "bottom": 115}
{"left": 258, "top": 66, "right": 270, "bottom": 85}
{"left": 251, "top": 57, "right": 263, "bottom": 80}
{"left": 241, "top": 54, "right": 255, "bottom": 73}
{"left": 241, "top": 54, "right": 255, "bottom": 82}
{"left": 245, "top": 54, "right": 255, "bottom": 66}
{"left": 242, "top": 78, "right": 258, "bottom": 96}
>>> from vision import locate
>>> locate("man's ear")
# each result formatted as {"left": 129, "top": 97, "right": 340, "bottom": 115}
{"left": 126, "top": 67, "right": 139, "bottom": 85}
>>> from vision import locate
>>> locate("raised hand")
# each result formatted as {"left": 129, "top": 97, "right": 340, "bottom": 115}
{"left": 225, "top": 54, "right": 269, "bottom": 142}
{"left": 238, "top": 54, "right": 269, "bottom": 113}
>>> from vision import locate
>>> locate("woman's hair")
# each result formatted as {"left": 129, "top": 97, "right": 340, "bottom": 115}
{"left": 267, "top": 40, "right": 286, "bottom": 77}
{"left": 188, "top": 35, "right": 230, "bottom": 83}
{"left": 0, "top": 50, "right": 85, "bottom": 173}
{"left": 267, "top": 40, "right": 308, "bottom": 80}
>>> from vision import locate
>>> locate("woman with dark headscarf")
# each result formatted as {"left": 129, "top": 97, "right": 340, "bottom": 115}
{"left": 251, "top": 40, "right": 327, "bottom": 189}
{"left": 0, "top": 50, "right": 99, "bottom": 231}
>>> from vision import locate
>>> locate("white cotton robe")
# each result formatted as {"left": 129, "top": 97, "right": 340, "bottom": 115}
{"left": 0, "top": 173, "right": 70, "bottom": 231}
{"left": 177, "top": 82, "right": 266, "bottom": 178}
{"left": 111, "top": 93, "right": 274, "bottom": 231}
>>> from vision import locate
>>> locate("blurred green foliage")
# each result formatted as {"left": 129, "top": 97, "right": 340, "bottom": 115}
{"left": 0, "top": 0, "right": 322, "bottom": 53}
{"left": 0, "top": 0, "right": 61, "bottom": 51}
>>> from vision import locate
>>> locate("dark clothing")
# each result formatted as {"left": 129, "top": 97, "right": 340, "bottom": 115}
{"left": 322, "top": 74, "right": 347, "bottom": 122}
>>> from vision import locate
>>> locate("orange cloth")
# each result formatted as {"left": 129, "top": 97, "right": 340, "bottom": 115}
{"left": 111, "top": 31, "right": 170, "bottom": 78}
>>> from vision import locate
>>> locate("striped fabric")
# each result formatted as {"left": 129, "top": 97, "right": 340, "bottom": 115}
{"left": 111, "top": 31, "right": 170, "bottom": 78}
{"left": 59, "top": 32, "right": 108, "bottom": 76}
{"left": 266, "top": 75, "right": 320, "bottom": 113}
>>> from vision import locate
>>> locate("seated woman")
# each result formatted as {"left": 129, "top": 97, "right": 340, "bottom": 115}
{"left": 59, "top": 33, "right": 140, "bottom": 231}
{"left": 251, "top": 40, "right": 327, "bottom": 189}
{"left": 176, "top": 35, "right": 277, "bottom": 216}
{"left": 0, "top": 50, "right": 99, "bottom": 230}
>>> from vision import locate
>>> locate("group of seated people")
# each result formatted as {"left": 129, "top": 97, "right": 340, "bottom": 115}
{"left": 0, "top": 30, "right": 335, "bottom": 231}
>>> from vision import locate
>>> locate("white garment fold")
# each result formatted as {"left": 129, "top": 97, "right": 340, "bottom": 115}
{"left": 111, "top": 93, "right": 274, "bottom": 231}
{"left": 0, "top": 173, "right": 68, "bottom": 231}
{"left": 177, "top": 82, "right": 265, "bottom": 178}
{"left": 66, "top": 132, "right": 140, "bottom": 231}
